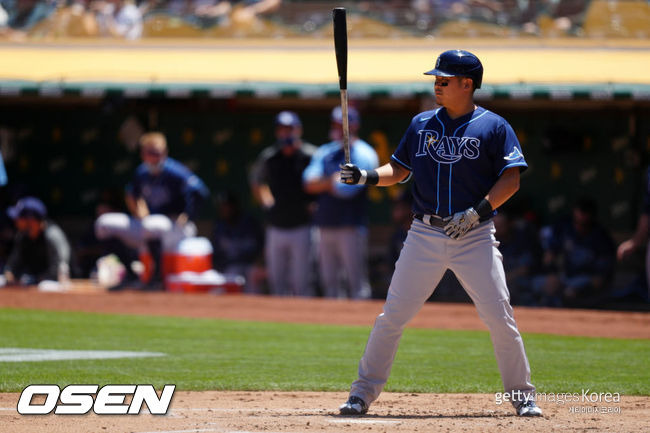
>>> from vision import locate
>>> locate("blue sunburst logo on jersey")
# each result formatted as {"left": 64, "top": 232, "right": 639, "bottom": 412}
{"left": 504, "top": 147, "right": 523, "bottom": 161}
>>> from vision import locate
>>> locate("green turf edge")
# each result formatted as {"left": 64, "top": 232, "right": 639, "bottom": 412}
{"left": 0, "top": 308, "right": 648, "bottom": 395}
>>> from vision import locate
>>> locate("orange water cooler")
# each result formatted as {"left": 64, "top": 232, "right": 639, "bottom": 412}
{"left": 165, "top": 237, "right": 244, "bottom": 293}
{"left": 139, "top": 237, "right": 213, "bottom": 284}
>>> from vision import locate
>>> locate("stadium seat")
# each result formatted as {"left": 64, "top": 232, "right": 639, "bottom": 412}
{"left": 314, "top": 15, "right": 413, "bottom": 39}
{"left": 205, "top": 17, "right": 296, "bottom": 38}
{"left": 27, "top": 6, "right": 99, "bottom": 38}
{"left": 582, "top": 0, "right": 650, "bottom": 38}
{"left": 143, "top": 14, "right": 204, "bottom": 38}
{"left": 435, "top": 20, "right": 513, "bottom": 38}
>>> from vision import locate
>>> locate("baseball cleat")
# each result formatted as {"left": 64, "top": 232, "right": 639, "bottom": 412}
{"left": 339, "top": 396, "right": 368, "bottom": 415}
{"left": 516, "top": 400, "right": 542, "bottom": 417}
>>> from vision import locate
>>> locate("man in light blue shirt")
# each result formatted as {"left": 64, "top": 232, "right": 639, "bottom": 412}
{"left": 303, "top": 107, "right": 379, "bottom": 299}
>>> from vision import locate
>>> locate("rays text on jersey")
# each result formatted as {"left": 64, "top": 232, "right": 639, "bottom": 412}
{"left": 416, "top": 130, "right": 480, "bottom": 164}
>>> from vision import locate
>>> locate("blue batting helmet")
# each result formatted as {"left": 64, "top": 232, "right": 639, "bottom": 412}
{"left": 8, "top": 196, "right": 47, "bottom": 220}
{"left": 424, "top": 50, "right": 483, "bottom": 89}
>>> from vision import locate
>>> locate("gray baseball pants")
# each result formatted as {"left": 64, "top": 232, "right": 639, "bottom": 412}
{"left": 265, "top": 225, "right": 313, "bottom": 296}
{"left": 317, "top": 226, "right": 371, "bottom": 299}
{"left": 349, "top": 219, "right": 535, "bottom": 406}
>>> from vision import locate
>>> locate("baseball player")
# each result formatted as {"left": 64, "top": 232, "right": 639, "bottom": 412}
{"left": 303, "top": 107, "right": 379, "bottom": 299}
{"left": 95, "top": 132, "right": 209, "bottom": 290}
{"left": 338, "top": 50, "right": 542, "bottom": 417}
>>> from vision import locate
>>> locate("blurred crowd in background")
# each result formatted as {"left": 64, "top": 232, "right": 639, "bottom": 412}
{"left": 0, "top": 0, "right": 648, "bottom": 40}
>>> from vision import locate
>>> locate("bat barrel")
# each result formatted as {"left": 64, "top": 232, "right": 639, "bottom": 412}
{"left": 333, "top": 7, "right": 350, "bottom": 164}
{"left": 333, "top": 8, "right": 348, "bottom": 90}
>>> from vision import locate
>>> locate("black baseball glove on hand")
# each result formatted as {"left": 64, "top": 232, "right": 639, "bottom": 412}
{"left": 339, "top": 163, "right": 379, "bottom": 185}
{"left": 340, "top": 163, "right": 362, "bottom": 184}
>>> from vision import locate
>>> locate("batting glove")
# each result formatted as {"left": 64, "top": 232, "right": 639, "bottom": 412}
{"left": 339, "top": 163, "right": 379, "bottom": 185}
{"left": 443, "top": 207, "right": 480, "bottom": 239}
{"left": 339, "top": 163, "right": 364, "bottom": 184}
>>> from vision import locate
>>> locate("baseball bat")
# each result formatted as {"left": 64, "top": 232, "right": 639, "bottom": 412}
{"left": 333, "top": 7, "right": 350, "bottom": 165}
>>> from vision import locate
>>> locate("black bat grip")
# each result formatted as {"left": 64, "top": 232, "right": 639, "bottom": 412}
{"left": 333, "top": 7, "right": 348, "bottom": 90}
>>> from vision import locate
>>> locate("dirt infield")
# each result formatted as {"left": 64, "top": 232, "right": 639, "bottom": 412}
{"left": 1, "top": 287, "right": 649, "bottom": 432}
{"left": 1, "top": 391, "right": 649, "bottom": 433}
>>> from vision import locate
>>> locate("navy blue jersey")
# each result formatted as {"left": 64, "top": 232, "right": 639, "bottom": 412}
{"left": 128, "top": 157, "right": 209, "bottom": 219}
{"left": 391, "top": 106, "right": 527, "bottom": 218}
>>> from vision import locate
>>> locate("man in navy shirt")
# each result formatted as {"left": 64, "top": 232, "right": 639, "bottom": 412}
{"left": 338, "top": 50, "right": 541, "bottom": 417}
{"left": 95, "top": 132, "right": 209, "bottom": 290}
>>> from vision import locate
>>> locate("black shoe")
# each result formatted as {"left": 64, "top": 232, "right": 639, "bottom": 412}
{"left": 339, "top": 396, "right": 368, "bottom": 415}
{"left": 516, "top": 400, "right": 542, "bottom": 417}
{"left": 142, "top": 280, "right": 165, "bottom": 292}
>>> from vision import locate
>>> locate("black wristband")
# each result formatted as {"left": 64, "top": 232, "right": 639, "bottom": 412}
{"left": 365, "top": 169, "right": 379, "bottom": 186}
{"left": 474, "top": 198, "right": 493, "bottom": 219}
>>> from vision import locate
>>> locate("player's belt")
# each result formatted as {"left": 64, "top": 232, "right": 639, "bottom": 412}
{"left": 413, "top": 213, "right": 446, "bottom": 228}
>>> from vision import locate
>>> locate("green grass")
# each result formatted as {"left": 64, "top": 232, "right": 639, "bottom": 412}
{"left": 0, "top": 308, "right": 648, "bottom": 395}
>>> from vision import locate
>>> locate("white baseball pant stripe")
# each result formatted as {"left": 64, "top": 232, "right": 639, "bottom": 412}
{"left": 350, "top": 219, "right": 535, "bottom": 406}
{"left": 265, "top": 225, "right": 313, "bottom": 296}
{"left": 95, "top": 213, "right": 197, "bottom": 251}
